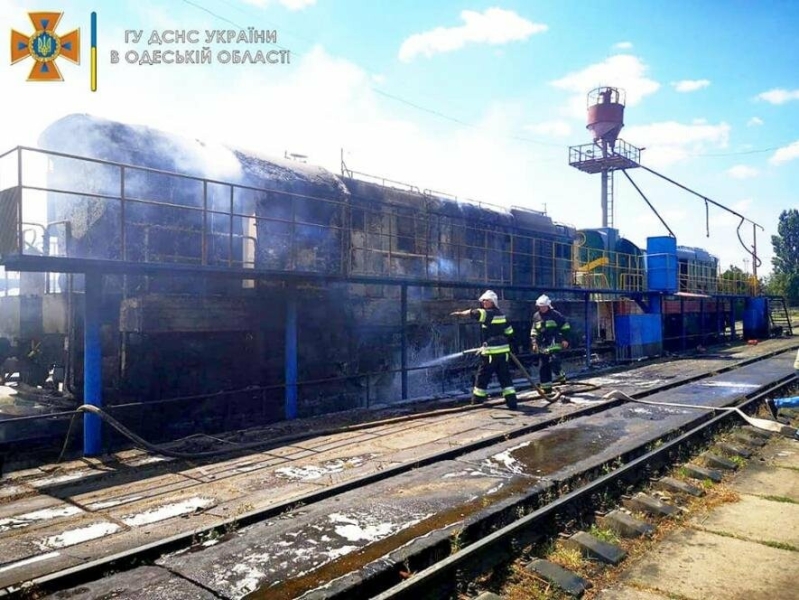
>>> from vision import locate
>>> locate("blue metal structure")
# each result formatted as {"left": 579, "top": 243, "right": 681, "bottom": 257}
{"left": 0, "top": 115, "right": 766, "bottom": 455}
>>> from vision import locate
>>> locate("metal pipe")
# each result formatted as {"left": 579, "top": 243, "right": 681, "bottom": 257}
{"left": 620, "top": 170, "right": 675, "bottom": 238}
{"left": 284, "top": 284, "right": 298, "bottom": 419}
{"left": 17, "top": 150, "right": 23, "bottom": 255}
{"left": 120, "top": 165, "right": 127, "bottom": 261}
{"left": 638, "top": 163, "right": 763, "bottom": 229}
{"left": 401, "top": 284, "right": 408, "bottom": 400}
{"left": 202, "top": 180, "right": 208, "bottom": 266}
{"left": 584, "top": 292, "right": 592, "bottom": 369}
{"left": 83, "top": 272, "right": 103, "bottom": 456}
{"left": 680, "top": 296, "right": 686, "bottom": 352}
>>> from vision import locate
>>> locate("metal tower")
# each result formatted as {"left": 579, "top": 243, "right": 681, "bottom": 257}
{"left": 569, "top": 87, "right": 641, "bottom": 228}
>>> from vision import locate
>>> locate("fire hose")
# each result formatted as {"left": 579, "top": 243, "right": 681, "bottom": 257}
{"left": 461, "top": 347, "right": 598, "bottom": 402}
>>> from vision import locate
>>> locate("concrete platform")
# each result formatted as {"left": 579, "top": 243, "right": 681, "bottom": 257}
{"left": 595, "top": 436, "right": 799, "bottom": 600}
{"left": 0, "top": 339, "right": 796, "bottom": 596}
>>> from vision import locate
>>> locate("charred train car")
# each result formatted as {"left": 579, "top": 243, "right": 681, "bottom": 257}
{"left": 0, "top": 114, "right": 755, "bottom": 423}
{"left": 0, "top": 114, "right": 577, "bottom": 417}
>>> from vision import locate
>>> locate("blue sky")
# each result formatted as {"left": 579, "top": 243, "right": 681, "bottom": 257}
{"left": 3, "top": 0, "right": 798, "bottom": 276}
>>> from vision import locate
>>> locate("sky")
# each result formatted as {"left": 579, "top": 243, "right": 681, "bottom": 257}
{"left": 2, "top": 0, "right": 798, "bottom": 277}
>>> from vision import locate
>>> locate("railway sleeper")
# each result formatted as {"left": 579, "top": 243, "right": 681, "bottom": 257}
{"left": 463, "top": 426, "right": 798, "bottom": 598}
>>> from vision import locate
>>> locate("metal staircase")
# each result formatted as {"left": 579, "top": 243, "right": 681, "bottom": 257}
{"left": 767, "top": 296, "right": 793, "bottom": 336}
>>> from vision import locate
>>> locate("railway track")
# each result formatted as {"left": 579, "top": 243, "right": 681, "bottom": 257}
{"left": 0, "top": 341, "right": 797, "bottom": 599}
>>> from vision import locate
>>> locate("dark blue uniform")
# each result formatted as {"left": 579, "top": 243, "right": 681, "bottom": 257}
{"left": 470, "top": 306, "right": 518, "bottom": 409}
{"left": 530, "top": 307, "right": 570, "bottom": 391}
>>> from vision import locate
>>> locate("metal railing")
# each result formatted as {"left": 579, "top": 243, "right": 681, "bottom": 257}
{"left": 0, "top": 145, "right": 759, "bottom": 297}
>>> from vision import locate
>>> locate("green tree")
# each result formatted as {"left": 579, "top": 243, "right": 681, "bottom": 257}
{"left": 771, "top": 209, "right": 799, "bottom": 303}
{"left": 720, "top": 264, "right": 748, "bottom": 294}
{"left": 772, "top": 209, "right": 799, "bottom": 274}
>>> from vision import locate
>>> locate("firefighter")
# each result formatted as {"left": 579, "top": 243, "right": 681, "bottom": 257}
{"left": 530, "top": 294, "right": 571, "bottom": 393}
{"left": 451, "top": 290, "right": 518, "bottom": 409}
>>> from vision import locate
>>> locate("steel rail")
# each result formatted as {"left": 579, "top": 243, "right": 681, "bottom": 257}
{"left": 1, "top": 350, "right": 795, "bottom": 598}
{"left": 372, "top": 376, "right": 796, "bottom": 600}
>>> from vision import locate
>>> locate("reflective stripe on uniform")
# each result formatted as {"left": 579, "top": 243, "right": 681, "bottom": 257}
{"left": 483, "top": 344, "right": 510, "bottom": 355}
{"left": 473, "top": 387, "right": 488, "bottom": 397}
{"left": 477, "top": 309, "right": 487, "bottom": 323}
{"left": 503, "top": 326, "right": 514, "bottom": 335}
{"left": 501, "top": 387, "right": 516, "bottom": 396}
{"left": 544, "top": 320, "right": 558, "bottom": 329}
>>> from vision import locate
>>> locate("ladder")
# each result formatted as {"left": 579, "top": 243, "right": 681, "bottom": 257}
{"left": 767, "top": 296, "right": 793, "bottom": 336}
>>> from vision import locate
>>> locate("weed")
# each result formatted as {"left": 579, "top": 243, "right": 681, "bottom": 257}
{"left": 729, "top": 455, "right": 746, "bottom": 467}
{"left": 548, "top": 543, "right": 584, "bottom": 571}
{"left": 588, "top": 524, "right": 620, "bottom": 545}
{"left": 761, "top": 495, "right": 798, "bottom": 504}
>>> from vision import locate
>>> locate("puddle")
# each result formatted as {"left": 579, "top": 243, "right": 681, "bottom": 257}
{"left": 482, "top": 425, "right": 628, "bottom": 477}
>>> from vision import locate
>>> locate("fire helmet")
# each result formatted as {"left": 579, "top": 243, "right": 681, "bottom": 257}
{"left": 478, "top": 290, "right": 499, "bottom": 307}
{"left": 536, "top": 294, "right": 552, "bottom": 307}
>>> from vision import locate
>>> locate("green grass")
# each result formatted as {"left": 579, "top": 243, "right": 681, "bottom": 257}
{"left": 761, "top": 495, "right": 799, "bottom": 504}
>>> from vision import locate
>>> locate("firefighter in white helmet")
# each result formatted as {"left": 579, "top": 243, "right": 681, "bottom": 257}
{"left": 451, "top": 290, "right": 518, "bottom": 409}
{"left": 530, "top": 294, "right": 571, "bottom": 393}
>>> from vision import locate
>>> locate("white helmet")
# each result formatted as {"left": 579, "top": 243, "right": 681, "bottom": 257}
{"left": 479, "top": 290, "right": 499, "bottom": 307}
{"left": 536, "top": 294, "right": 552, "bottom": 307}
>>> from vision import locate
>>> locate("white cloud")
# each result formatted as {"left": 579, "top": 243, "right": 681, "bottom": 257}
{"left": 727, "top": 165, "right": 759, "bottom": 179}
{"left": 769, "top": 140, "right": 799, "bottom": 165}
{"left": 756, "top": 88, "right": 799, "bottom": 104}
{"left": 673, "top": 79, "right": 710, "bottom": 93}
{"left": 715, "top": 198, "right": 753, "bottom": 227}
{"left": 613, "top": 41, "right": 633, "bottom": 50}
{"left": 624, "top": 120, "right": 730, "bottom": 167}
{"left": 398, "top": 8, "right": 547, "bottom": 62}
{"left": 524, "top": 120, "right": 572, "bottom": 137}
{"left": 241, "top": 0, "right": 317, "bottom": 9}
{"left": 550, "top": 54, "right": 660, "bottom": 118}
{"left": 0, "top": 0, "right": 777, "bottom": 278}
{"left": 747, "top": 117, "right": 764, "bottom": 127}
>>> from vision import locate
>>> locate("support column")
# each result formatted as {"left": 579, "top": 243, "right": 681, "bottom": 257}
{"left": 285, "top": 285, "right": 298, "bottom": 419}
{"left": 700, "top": 299, "right": 705, "bottom": 347}
{"left": 401, "top": 284, "right": 408, "bottom": 400}
{"left": 680, "top": 297, "right": 686, "bottom": 352}
{"left": 584, "top": 292, "right": 592, "bottom": 369}
{"left": 83, "top": 272, "right": 103, "bottom": 457}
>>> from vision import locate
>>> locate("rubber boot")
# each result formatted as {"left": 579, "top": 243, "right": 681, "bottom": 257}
{"left": 505, "top": 394, "right": 518, "bottom": 410}
{"left": 471, "top": 395, "right": 485, "bottom": 405}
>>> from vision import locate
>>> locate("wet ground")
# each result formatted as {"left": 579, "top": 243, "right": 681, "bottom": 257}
{"left": 0, "top": 338, "right": 796, "bottom": 597}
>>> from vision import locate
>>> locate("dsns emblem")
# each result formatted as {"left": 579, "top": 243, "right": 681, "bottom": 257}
{"left": 11, "top": 12, "right": 80, "bottom": 81}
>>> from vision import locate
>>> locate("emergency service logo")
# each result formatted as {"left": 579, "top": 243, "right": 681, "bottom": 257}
{"left": 11, "top": 12, "right": 80, "bottom": 81}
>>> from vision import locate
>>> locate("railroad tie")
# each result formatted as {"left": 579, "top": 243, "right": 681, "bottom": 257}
{"left": 596, "top": 509, "right": 655, "bottom": 538}
{"left": 563, "top": 530, "right": 626, "bottom": 565}
{"left": 525, "top": 558, "right": 592, "bottom": 597}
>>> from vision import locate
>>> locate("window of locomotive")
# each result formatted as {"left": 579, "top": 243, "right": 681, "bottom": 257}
{"left": 350, "top": 205, "right": 365, "bottom": 230}
{"left": 679, "top": 259, "right": 689, "bottom": 292}
{"left": 393, "top": 211, "right": 416, "bottom": 253}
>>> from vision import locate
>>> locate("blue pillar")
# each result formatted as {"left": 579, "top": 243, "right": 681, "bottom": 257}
{"left": 584, "top": 292, "right": 591, "bottom": 369}
{"left": 401, "top": 284, "right": 408, "bottom": 399}
{"left": 647, "top": 293, "right": 663, "bottom": 315}
{"left": 700, "top": 299, "right": 705, "bottom": 346}
{"left": 285, "top": 285, "right": 298, "bottom": 419}
{"left": 83, "top": 272, "right": 103, "bottom": 456}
